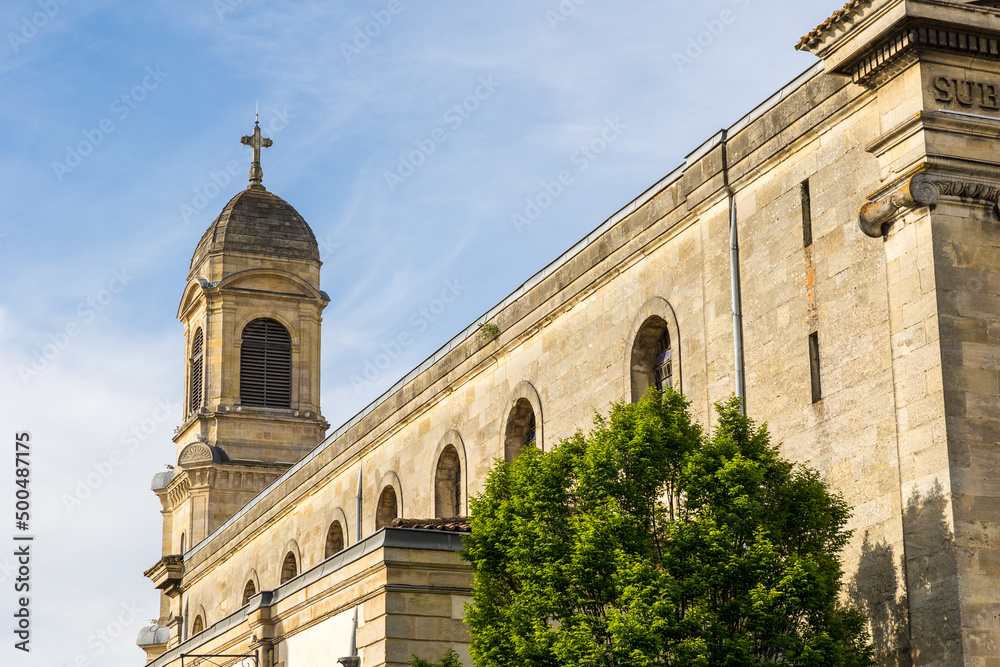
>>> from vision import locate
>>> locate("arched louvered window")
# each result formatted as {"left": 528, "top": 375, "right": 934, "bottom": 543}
{"left": 189, "top": 328, "right": 204, "bottom": 414}
{"left": 240, "top": 318, "right": 292, "bottom": 408}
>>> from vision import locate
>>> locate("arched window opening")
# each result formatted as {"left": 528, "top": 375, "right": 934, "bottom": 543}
{"left": 435, "top": 445, "right": 462, "bottom": 518}
{"left": 630, "top": 316, "right": 674, "bottom": 402}
{"left": 324, "top": 521, "right": 345, "bottom": 558}
{"left": 504, "top": 398, "right": 537, "bottom": 463}
{"left": 242, "top": 579, "right": 256, "bottom": 605}
{"left": 192, "top": 615, "right": 204, "bottom": 635}
{"left": 376, "top": 486, "right": 398, "bottom": 529}
{"left": 179, "top": 532, "right": 186, "bottom": 554}
{"left": 189, "top": 328, "right": 203, "bottom": 414}
{"left": 280, "top": 551, "right": 298, "bottom": 584}
{"left": 240, "top": 318, "right": 292, "bottom": 409}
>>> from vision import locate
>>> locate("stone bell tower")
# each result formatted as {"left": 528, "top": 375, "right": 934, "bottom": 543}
{"left": 143, "top": 118, "right": 329, "bottom": 657}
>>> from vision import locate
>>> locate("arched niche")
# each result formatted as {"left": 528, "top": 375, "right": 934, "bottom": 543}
{"left": 324, "top": 506, "right": 349, "bottom": 555}
{"left": 624, "top": 297, "right": 682, "bottom": 402}
{"left": 279, "top": 539, "right": 301, "bottom": 585}
{"left": 374, "top": 470, "right": 403, "bottom": 531}
{"left": 430, "top": 429, "right": 468, "bottom": 518}
{"left": 501, "top": 381, "right": 544, "bottom": 462}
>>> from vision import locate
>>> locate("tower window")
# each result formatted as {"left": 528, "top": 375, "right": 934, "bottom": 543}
{"left": 192, "top": 615, "right": 204, "bottom": 635}
{"left": 189, "top": 328, "right": 203, "bottom": 415}
{"left": 240, "top": 318, "right": 292, "bottom": 408}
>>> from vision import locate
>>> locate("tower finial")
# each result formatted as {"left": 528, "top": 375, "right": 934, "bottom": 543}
{"left": 240, "top": 111, "right": 272, "bottom": 191}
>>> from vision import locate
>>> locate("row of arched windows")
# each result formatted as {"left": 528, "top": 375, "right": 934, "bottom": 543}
{"left": 187, "top": 318, "right": 294, "bottom": 417}
{"left": 205, "top": 306, "right": 676, "bottom": 629}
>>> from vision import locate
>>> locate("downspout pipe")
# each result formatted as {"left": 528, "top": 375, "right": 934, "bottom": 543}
{"left": 721, "top": 129, "right": 747, "bottom": 415}
{"left": 355, "top": 466, "right": 363, "bottom": 542}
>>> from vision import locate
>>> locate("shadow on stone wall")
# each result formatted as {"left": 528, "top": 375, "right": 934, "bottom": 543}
{"left": 848, "top": 533, "right": 911, "bottom": 667}
{"left": 849, "top": 480, "right": 960, "bottom": 667}
{"left": 901, "top": 480, "right": 960, "bottom": 666}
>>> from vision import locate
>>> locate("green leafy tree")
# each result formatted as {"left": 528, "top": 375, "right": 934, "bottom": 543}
{"left": 411, "top": 648, "right": 464, "bottom": 667}
{"left": 462, "top": 389, "right": 874, "bottom": 667}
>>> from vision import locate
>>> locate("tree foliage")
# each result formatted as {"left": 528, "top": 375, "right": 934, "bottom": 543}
{"left": 462, "top": 390, "right": 874, "bottom": 667}
{"left": 411, "top": 648, "right": 465, "bottom": 667}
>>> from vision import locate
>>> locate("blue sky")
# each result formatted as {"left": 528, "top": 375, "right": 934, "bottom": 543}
{"left": 0, "top": 1, "right": 839, "bottom": 664}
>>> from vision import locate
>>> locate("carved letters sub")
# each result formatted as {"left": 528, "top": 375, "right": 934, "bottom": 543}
{"left": 933, "top": 77, "right": 1000, "bottom": 112}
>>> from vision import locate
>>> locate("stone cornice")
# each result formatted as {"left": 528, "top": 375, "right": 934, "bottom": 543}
{"left": 144, "top": 555, "right": 184, "bottom": 597}
{"left": 859, "top": 168, "right": 1000, "bottom": 236}
{"left": 850, "top": 24, "right": 1000, "bottom": 88}
{"left": 798, "top": 1, "right": 1000, "bottom": 85}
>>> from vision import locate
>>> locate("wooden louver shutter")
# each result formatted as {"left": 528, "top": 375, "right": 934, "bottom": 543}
{"left": 189, "top": 328, "right": 204, "bottom": 414}
{"left": 240, "top": 318, "right": 292, "bottom": 408}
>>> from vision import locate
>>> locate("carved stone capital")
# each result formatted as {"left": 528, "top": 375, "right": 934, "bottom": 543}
{"left": 859, "top": 173, "right": 940, "bottom": 237}
{"left": 858, "top": 172, "right": 1000, "bottom": 237}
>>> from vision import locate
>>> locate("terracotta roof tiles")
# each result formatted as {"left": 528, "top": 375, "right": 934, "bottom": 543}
{"left": 797, "top": 0, "right": 870, "bottom": 50}
{"left": 390, "top": 517, "right": 471, "bottom": 533}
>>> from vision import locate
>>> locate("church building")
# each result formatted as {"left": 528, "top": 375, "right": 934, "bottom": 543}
{"left": 139, "top": 1, "right": 1000, "bottom": 665}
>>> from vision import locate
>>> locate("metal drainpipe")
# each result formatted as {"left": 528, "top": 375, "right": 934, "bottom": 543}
{"left": 721, "top": 129, "right": 747, "bottom": 415}
{"left": 355, "top": 465, "right": 363, "bottom": 542}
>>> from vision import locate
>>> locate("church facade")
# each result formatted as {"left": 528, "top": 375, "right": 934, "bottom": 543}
{"left": 139, "top": 1, "right": 1000, "bottom": 665}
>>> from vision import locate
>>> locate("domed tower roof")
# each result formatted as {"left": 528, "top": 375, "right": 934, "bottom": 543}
{"left": 188, "top": 116, "right": 319, "bottom": 279}
{"left": 189, "top": 187, "right": 320, "bottom": 275}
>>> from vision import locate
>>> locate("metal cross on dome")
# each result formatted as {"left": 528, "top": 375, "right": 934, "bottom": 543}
{"left": 241, "top": 109, "right": 272, "bottom": 190}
